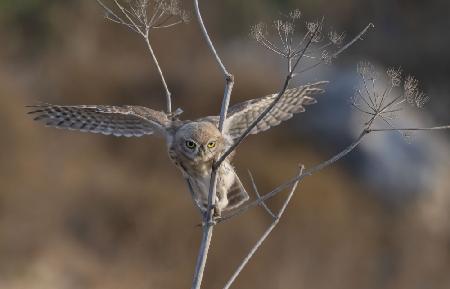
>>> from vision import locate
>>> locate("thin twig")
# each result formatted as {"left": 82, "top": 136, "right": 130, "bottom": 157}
{"left": 219, "top": 129, "right": 369, "bottom": 222}
{"left": 217, "top": 22, "right": 374, "bottom": 169}
{"left": 96, "top": 0, "right": 140, "bottom": 33}
{"left": 214, "top": 22, "right": 322, "bottom": 170}
{"left": 193, "top": 0, "right": 234, "bottom": 131}
{"left": 193, "top": 0, "right": 229, "bottom": 76}
{"left": 248, "top": 171, "right": 276, "bottom": 219}
{"left": 113, "top": 0, "right": 144, "bottom": 34}
{"left": 94, "top": 0, "right": 173, "bottom": 113}
{"left": 191, "top": 1, "right": 234, "bottom": 289}
{"left": 220, "top": 123, "right": 450, "bottom": 222}
{"left": 223, "top": 166, "right": 305, "bottom": 289}
{"left": 143, "top": 33, "right": 172, "bottom": 113}
{"left": 295, "top": 23, "right": 374, "bottom": 75}
{"left": 368, "top": 125, "right": 450, "bottom": 132}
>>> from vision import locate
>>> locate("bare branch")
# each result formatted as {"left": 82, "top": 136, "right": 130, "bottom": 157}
{"left": 191, "top": 1, "right": 235, "bottom": 288}
{"left": 113, "top": 0, "right": 145, "bottom": 35}
{"left": 94, "top": 0, "right": 184, "bottom": 113}
{"left": 153, "top": 20, "right": 183, "bottom": 29}
{"left": 222, "top": 23, "right": 374, "bottom": 171}
{"left": 96, "top": 0, "right": 141, "bottom": 33}
{"left": 193, "top": 0, "right": 234, "bottom": 131}
{"left": 248, "top": 171, "right": 276, "bottom": 219}
{"left": 223, "top": 166, "right": 305, "bottom": 289}
{"left": 214, "top": 23, "right": 322, "bottom": 170}
{"left": 368, "top": 125, "right": 450, "bottom": 132}
{"left": 220, "top": 121, "right": 450, "bottom": 224}
{"left": 143, "top": 34, "right": 172, "bottom": 113}
{"left": 294, "top": 23, "right": 374, "bottom": 75}
{"left": 330, "top": 23, "right": 374, "bottom": 59}
{"left": 193, "top": 0, "right": 230, "bottom": 77}
{"left": 219, "top": 129, "right": 369, "bottom": 222}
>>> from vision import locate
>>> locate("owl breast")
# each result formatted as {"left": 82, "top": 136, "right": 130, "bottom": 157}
{"left": 167, "top": 145, "right": 235, "bottom": 211}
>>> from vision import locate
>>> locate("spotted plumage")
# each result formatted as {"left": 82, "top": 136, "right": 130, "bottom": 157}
{"left": 28, "top": 81, "right": 327, "bottom": 216}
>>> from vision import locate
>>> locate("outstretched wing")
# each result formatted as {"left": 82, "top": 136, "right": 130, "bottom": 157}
{"left": 27, "top": 104, "right": 171, "bottom": 137}
{"left": 223, "top": 81, "right": 327, "bottom": 140}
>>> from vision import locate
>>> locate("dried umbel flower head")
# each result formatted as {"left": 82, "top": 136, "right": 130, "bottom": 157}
{"left": 321, "top": 49, "right": 331, "bottom": 64}
{"left": 250, "top": 22, "right": 267, "bottom": 41}
{"left": 289, "top": 9, "right": 301, "bottom": 20}
{"left": 387, "top": 67, "right": 402, "bottom": 87}
{"left": 352, "top": 62, "right": 430, "bottom": 137}
{"left": 99, "top": 0, "right": 189, "bottom": 34}
{"left": 249, "top": 9, "right": 352, "bottom": 75}
{"left": 306, "top": 20, "right": 323, "bottom": 42}
{"left": 357, "top": 61, "right": 377, "bottom": 80}
{"left": 404, "top": 75, "right": 429, "bottom": 108}
{"left": 328, "top": 30, "right": 345, "bottom": 46}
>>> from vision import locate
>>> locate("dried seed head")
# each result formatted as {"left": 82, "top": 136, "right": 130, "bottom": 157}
{"left": 250, "top": 22, "right": 266, "bottom": 41}
{"left": 415, "top": 92, "right": 430, "bottom": 108}
{"left": 138, "top": 0, "right": 149, "bottom": 7}
{"left": 274, "top": 19, "right": 283, "bottom": 30}
{"left": 163, "top": 0, "right": 182, "bottom": 16}
{"left": 404, "top": 75, "right": 429, "bottom": 108}
{"left": 357, "top": 61, "right": 376, "bottom": 80}
{"left": 329, "top": 30, "right": 345, "bottom": 46}
{"left": 289, "top": 9, "right": 301, "bottom": 20}
{"left": 321, "top": 50, "right": 331, "bottom": 64}
{"left": 281, "top": 22, "right": 294, "bottom": 35}
{"left": 351, "top": 91, "right": 362, "bottom": 106}
{"left": 306, "top": 21, "right": 323, "bottom": 42}
{"left": 386, "top": 67, "right": 402, "bottom": 87}
{"left": 306, "top": 21, "right": 319, "bottom": 34}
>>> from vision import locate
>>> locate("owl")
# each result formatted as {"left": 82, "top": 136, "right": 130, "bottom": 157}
{"left": 28, "top": 82, "right": 326, "bottom": 217}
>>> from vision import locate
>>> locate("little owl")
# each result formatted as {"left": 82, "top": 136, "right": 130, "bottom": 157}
{"left": 28, "top": 82, "right": 326, "bottom": 216}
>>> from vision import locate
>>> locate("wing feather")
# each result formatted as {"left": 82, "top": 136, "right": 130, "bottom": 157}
{"left": 27, "top": 104, "right": 170, "bottom": 137}
{"left": 223, "top": 81, "right": 327, "bottom": 139}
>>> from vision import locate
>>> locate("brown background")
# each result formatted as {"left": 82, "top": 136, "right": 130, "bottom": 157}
{"left": 0, "top": 1, "right": 449, "bottom": 288}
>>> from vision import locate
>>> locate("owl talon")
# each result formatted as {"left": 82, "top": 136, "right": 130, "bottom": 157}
{"left": 213, "top": 204, "right": 222, "bottom": 218}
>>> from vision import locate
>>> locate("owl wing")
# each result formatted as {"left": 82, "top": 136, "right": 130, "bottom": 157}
{"left": 222, "top": 81, "right": 327, "bottom": 140}
{"left": 27, "top": 104, "right": 171, "bottom": 137}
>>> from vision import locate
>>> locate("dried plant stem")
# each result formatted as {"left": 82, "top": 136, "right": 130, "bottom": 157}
{"left": 191, "top": 170, "right": 218, "bottom": 289}
{"left": 95, "top": 0, "right": 173, "bottom": 113}
{"left": 192, "top": 14, "right": 376, "bottom": 289}
{"left": 248, "top": 171, "right": 276, "bottom": 218}
{"left": 220, "top": 123, "right": 449, "bottom": 287}
{"left": 220, "top": 128, "right": 369, "bottom": 222}
{"left": 221, "top": 123, "right": 450, "bottom": 223}
{"left": 295, "top": 23, "right": 374, "bottom": 75}
{"left": 143, "top": 33, "right": 172, "bottom": 113}
{"left": 367, "top": 125, "right": 450, "bottom": 132}
{"left": 215, "top": 24, "right": 322, "bottom": 170}
{"left": 223, "top": 166, "right": 304, "bottom": 289}
{"left": 193, "top": 0, "right": 230, "bottom": 77}
{"left": 216, "top": 22, "right": 373, "bottom": 169}
{"left": 191, "top": 1, "right": 234, "bottom": 289}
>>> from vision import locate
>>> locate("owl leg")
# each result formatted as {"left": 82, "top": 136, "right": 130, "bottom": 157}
{"left": 185, "top": 179, "right": 207, "bottom": 215}
{"left": 214, "top": 188, "right": 229, "bottom": 218}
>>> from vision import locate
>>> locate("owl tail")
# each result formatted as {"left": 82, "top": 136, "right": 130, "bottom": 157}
{"left": 225, "top": 172, "right": 249, "bottom": 211}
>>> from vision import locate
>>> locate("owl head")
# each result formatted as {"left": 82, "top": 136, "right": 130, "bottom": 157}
{"left": 174, "top": 122, "right": 227, "bottom": 162}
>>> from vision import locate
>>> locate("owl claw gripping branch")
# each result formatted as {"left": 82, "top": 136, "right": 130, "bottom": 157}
{"left": 27, "top": 81, "right": 327, "bottom": 216}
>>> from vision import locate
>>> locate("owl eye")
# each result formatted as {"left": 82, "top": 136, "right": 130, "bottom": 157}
{"left": 185, "top": 140, "right": 196, "bottom": 149}
{"left": 207, "top": 141, "right": 216, "bottom": 148}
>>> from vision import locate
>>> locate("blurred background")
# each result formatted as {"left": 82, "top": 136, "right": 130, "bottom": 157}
{"left": 1, "top": 0, "right": 449, "bottom": 288}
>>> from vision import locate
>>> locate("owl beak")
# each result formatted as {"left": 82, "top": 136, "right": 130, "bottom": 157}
{"left": 199, "top": 146, "right": 206, "bottom": 156}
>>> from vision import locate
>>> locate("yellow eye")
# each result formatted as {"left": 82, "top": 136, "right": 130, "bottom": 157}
{"left": 207, "top": 141, "right": 216, "bottom": 148}
{"left": 185, "top": 140, "right": 196, "bottom": 149}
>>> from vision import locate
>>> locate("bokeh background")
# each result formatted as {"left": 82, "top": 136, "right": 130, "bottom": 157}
{"left": 1, "top": 0, "right": 449, "bottom": 288}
